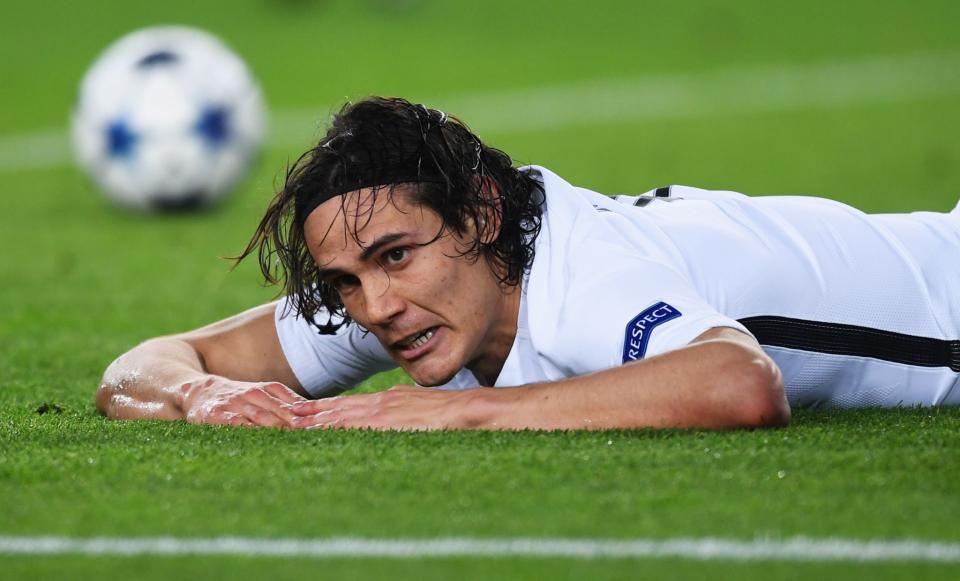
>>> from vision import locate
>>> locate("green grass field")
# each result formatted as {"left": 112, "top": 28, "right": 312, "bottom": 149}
{"left": 2, "top": 0, "right": 959, "bottom": 578}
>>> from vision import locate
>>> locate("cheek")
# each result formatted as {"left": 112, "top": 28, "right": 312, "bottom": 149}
{"left": 408, "top": 249, "right": 494, "bottom": 323}
{"left": 444, "top": 264, "right": 493, "bottom": 323}
{"left": 410, "top": 254, "right": 454, "bottom": 295}
{"left": 338, "top": 292, "right": 364, "bottom": 321}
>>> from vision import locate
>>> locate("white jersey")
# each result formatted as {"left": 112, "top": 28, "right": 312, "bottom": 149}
{"left": 276, "top": 166, "right": 960, "bottom": 408}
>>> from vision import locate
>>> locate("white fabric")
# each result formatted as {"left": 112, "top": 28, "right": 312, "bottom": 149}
{"left": 274, "top": 305, "right": 394, "bottom": 398}
{"left": 488, "top": 171, "right": 751, "bottom": 387}
{"left": 275, "top": 166, "right": 960, "bottom": 407}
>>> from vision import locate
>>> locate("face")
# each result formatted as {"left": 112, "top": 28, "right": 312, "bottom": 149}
{"left": 304, "top": 187, "right": 518, "bottom": 387}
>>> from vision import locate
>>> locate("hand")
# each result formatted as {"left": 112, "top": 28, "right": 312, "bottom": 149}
{"left": 181, "top": 377, "right": 307, "bottom": 428}
{"left": 288, "top": 385, "right": 479, "bottom": 431}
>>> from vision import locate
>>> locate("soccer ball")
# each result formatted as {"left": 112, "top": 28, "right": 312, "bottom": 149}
{"left": 71, "top": 26, "right": 267, "bottom": 211}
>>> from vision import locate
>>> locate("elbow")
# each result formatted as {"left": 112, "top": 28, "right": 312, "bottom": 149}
{"left": 95, "top": 376, "right": 130, "bottom": 419}
{"left": 719, "top": 352, "right": 790, "bottom": 429}
{"left": 738, "top": 357, "right": 790, "bottom": 428}
{"left": 96, "top": 352, "right": 127, "bottom": 418}
{"left": 95, "top": 381, "right": 115, "bottom": 417}
{"left": 95, "top": 353, "right": 135, "bottom": 419}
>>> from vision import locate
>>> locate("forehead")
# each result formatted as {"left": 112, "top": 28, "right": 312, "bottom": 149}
{"left": 303, "top": 186, "right": 433, "bottom": 257}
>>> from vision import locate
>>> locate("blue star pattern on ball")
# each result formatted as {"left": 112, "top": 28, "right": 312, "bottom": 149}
{"left": 105, "top": 119, "right": 137, "bottom": 159}
{"left": 194, "top": 105, "right": 231, "bottom": 148}
{"left": 72, "top": 27, "right": 266, "bottom": 209}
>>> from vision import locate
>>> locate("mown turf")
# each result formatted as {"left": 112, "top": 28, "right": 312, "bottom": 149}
{"left": 1, "top": 556, "right": 957, "bottom": 581}
{"left": 2, "top": 406, "right": 959, "bottom": 539}
{"left": 2, "top": 0, "right": 960, "bottom": 579}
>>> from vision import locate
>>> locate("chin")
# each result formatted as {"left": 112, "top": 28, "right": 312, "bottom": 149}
{"left": 405, "top": 360, "right": 460, "bottom": 388}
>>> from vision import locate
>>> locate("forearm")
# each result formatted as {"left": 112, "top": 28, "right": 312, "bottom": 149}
{"left": 468, "top": 339, "right": 788, "bottom": 431}
{"left": 96, "top": 338, "right": 210, "bottom": 420}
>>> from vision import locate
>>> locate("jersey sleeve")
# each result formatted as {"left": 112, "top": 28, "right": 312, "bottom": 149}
{"left": 274, "top": 298, "right": 397, "bottom": 398}
{"left": 535, "top": 239, "right": 752, "bottom": 378}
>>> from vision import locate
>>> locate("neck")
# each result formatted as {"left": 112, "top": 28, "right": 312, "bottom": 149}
{"left": 467, "top": 284, "right": 522, "bottom": 386}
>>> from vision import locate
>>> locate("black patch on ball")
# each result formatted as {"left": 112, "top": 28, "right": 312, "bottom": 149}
{"left": 137, "top": 50, "right": 180, "bottom": 68}
{"left": 150, "top": 192, "right": 208, "bottom": 212}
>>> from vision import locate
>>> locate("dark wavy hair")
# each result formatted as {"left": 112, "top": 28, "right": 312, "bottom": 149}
{"left": 235, "top": 96, "right": 544, "bottom": 333}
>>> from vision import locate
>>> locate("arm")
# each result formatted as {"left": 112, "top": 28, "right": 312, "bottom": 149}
{"left": 469, "top": 327, "right": 789, "bottom": 430}
{"left": 96, "top": 302, "right": 308, "bottom": 427}
{"left": 289, "top": 327, "right": 789, "bottom": 431}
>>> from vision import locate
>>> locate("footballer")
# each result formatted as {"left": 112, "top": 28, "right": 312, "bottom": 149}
{"left": 96, "top": 97, "right": 960, "bottom": 430}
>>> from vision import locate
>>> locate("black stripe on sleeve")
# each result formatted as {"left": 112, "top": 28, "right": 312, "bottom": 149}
{"left": 739, "top": 316, "right": 960, "bottom": 372}
{"left": 654, "top": 186, "right": 671, "bottom": 198}
{"left": 633, "top": 196, "right": 653, "bottom": 207}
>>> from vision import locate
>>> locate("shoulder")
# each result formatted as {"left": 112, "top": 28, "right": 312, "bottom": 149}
{"left": 518, "top": 168, "right": 752, "bottom": 375}
{"left": 273, "top": 298, "right": 395, "bottom": 397}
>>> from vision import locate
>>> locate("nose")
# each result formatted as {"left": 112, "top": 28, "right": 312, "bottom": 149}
{"left": 360, "top": 272, "right": 405, "bottom": 327}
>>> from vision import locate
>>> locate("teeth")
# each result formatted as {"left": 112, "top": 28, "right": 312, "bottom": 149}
{"left": 402, "top": 328, "right": 435, "bottom": 349}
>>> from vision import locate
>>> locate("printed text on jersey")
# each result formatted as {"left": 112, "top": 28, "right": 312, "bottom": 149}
{"left": 622, "top": 302, "right": 682, "bottom": 363}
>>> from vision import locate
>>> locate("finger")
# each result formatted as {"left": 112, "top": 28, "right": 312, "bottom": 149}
{"left": 292, "top": 392, "right": 388, "bottom": 418}
{"left": 221, "top": 412, "right": 255, "bottom": 428}
{"left": 244, "top": 389, "right": 298, "bottom": 423}
{"left": 303, "top": 417, "right": 345, "bottom": 430}
{"left": 291, "top": 409, "right": 341, "bottom": 429}
{"left": 291, "top": 396, "right": 351, "bottom": 416}
{"left": 201, "top": 409, "right": 247, "bottom": 427}
{"left": 335, "top": 417, "right": 391, "bottom": 430}
{"left": 294, "top": 405, "right": 400, "bottom": 430}
{"left": 336, "top": 414, "right": 436, "bottom": 431}
{"left": 292, "top": 410, "right": 349, "bottom": 430}
{"left": 292, "top": 405, "right": 380, "bottom": 429}
{"left": 238, "top": 402, "right": 290, "bottom": 429}
{"left": 262, "top": 382, "right": 307, "bottom": 404}
{"left": 298, "top": 408, "right": 392, "bottom": 430}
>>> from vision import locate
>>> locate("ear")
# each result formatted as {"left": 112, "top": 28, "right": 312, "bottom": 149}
{"left": 476, "top": 176, "right": 503, "bottom": 245}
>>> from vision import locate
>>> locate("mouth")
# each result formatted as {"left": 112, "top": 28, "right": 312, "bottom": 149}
{"left": 393, "top": 326, "right": 440, "bottom": 360}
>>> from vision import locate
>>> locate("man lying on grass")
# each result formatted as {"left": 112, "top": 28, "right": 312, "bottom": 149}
{"left": 96, "top": 97, "right": 960, "bottom": 430}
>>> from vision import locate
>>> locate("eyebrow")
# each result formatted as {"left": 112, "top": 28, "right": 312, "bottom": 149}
{"left": 316, "top": 232, "right": 411, "bottom": 281}
{"left": 359, "top": 232, "right": 408, "bottom": 262}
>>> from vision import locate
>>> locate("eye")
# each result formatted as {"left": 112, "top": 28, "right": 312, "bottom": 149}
{"left": 330, "top": 274, "right": 360, "bottom": 292}
{"left": 383, "top": 247, "right": 409, "bottom": 266}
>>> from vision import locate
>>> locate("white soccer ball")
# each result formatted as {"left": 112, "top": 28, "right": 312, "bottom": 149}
{"left": 71, "top": 26, "right": 267, "bottom": 211}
